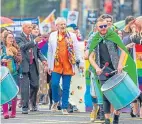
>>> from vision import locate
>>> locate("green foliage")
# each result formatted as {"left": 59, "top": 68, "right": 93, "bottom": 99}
{"left": 1, "top": 0, "right": 61, "bottom": 17}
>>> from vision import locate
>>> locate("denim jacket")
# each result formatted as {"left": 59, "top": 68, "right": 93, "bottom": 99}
{"left": 93, "top": 40, "right": 120, "bottom": 70}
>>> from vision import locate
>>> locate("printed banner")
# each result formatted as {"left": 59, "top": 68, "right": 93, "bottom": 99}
{"left": 7, "top": 17, "right": 39, "bottom": 36}
{"left": 87, "top": 10, "right": 98, "bottom": 24}
{"left": 67, "top": 11, "right": 79, "bottom": 26}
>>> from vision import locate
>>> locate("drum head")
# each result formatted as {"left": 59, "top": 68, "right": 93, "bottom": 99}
{"left": 0, "top": 66, "right": 9, "bottom": 81}
{"left": 101, "top": 71, "right": 127, "bottom": 91}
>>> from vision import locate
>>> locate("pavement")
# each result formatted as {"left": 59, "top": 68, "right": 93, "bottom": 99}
{"left": 1, "top": 105, "right": 142, "bottom": 124}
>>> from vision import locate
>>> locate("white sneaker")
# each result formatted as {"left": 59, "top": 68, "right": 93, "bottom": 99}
{"left": 62, "top": 109, "right": 69, "bottom": 115}
{"left": 51, "top": 102, "right": 58, "bottom": 112}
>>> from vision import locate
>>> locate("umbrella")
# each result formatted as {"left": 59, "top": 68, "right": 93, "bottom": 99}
{"left": 0, "top": 16, "right": 14, "bottom": 27}
{"left": 113, "top": 20, "right": 125, "bottom": 30}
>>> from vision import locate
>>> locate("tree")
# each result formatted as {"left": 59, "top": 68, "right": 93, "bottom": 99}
{"left": 1, "top": 0, "right": 61, "bottom": 18}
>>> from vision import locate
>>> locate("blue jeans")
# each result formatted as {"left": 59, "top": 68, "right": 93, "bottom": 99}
{"left": 91, "top": 97, "right": 97, "bottom": 104}
{"left": 51, "top": 72, "right": 72, "bottom": 109}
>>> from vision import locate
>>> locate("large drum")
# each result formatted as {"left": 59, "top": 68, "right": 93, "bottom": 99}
{"left": 101, "top": 71, "right": 141, "bottom": 110}
{"left": 0, "top": 66, "right": 19, "bottom": 105}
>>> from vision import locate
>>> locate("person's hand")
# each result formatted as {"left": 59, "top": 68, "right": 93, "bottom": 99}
{"left": 117, "top": 64, "right": 123, "bottom": 73}
{"left": 126, "top": 43, "right": 135, "bottom": 49}
{"left": 35, "top": 36, "right": 43, "bottom": 42}
{"left": 79, "top": 66, "right": 84, "bottom": 72}
{"left": 42, "top": 34, "right": 50, "bottom": 41}
{"left": 48, "top": 69, "right": 52, "bottom": 75}
{"left": 96, "top": 67, "right": 103, "bottom": 75}
{"left": 1, "top": 59, "right": 11, "bottom": 65}
{"left": 1, "top": 59, "right": 8, "bottom": 62}
{"left": 44, "top": 65, "right": 48, "bottom": 73}
{"left": 84, "top": 50, "right": 89, "bottom": 60}
{"left": 42, "top": 61, "right": 47, "bottom": 66}
{"left": 6, "top": 49, "right": 14, "bottom": 56}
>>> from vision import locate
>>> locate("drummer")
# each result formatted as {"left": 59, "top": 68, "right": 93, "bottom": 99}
{"left": 89, "top": 17, "right": 127, "bottom": 124}
{"left": 1, "top": 32, "right": 22, "bottom": 119}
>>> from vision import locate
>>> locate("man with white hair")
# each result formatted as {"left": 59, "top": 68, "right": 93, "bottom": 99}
{"left": 48, "top": 17, "right": 84, "bottom": 115}
{"left": 16, "top": 22, "right": 47, "bottom": 114}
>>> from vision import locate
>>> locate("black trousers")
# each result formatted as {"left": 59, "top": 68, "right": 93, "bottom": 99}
{"left": 99, "top": 67, "right": 114, "bottom": 114}
{"left": 47, "top": 73, "right": 52, "bottom": 105}
{"left": 100, "top": 80, "right": 111, "bottom": 114}
{"left": 133, "top": 93, "right": 142, "bottom": 107}
{"left": 20, "top": 60, "right": 39, "bottom": 111}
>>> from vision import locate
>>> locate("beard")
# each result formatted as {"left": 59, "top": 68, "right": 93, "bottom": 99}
{"left": 100, "top": 30, "right": 107, "bottom": 35}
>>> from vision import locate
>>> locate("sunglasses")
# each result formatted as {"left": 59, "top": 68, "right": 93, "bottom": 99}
{"left": 99, "top": 25, "right": 107, "bottom": 29}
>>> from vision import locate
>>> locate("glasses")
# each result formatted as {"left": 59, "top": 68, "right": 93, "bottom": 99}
{"left": 99, "top": 25, "right": 107, "bottom": 29}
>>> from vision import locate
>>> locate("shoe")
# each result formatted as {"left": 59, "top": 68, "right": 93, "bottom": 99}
{"left": 99, "top": 106, "right": 105, "bottom": 120}
{"left": 30, "top": 106, "right": 38, "bottom": 112}
{"left": 90, "top": 107, "right": 99, "bottom": 122}
{"left": 100, "top": 114, "right": 105, "bottom": 120}
{"left": 49, "top": 104, "right": 52, "bottom": 110}
{"left": 96, "top": 107, "right": 100, "bottom": 120}
{"left": 73, "top": 105, "right": 78, "bottom": 112}
{"left": 10, "top": 98, "right": 17, "bottom": 118}
{"left": 3, "top": 103, "right": 9, "bottom": 119}
{"left": 57, "top": 105, "right": 61, "bottom": 110}
{"left": 51, "top": 102, "right": 58, "bottom": 112}
{"left": 22, "top": 110, "right": 28, "bottom": 114}
{"left": 96, "top": 114, "right": 100, "bottom": 120}
{"left": 90, "top": 111, "right": 95, "bottom": 122}
{"left": 113, "top": 114, "right": 119, "bottom": 124}
{"left": 10, "top": 114, "right": 16, "bottom": 118}
{"left": 130, "top": 108, "right": 136, "bottom": 117}
{"left": 62, "top": 109, "right": 69, "bottom": 115}
{"left": 4, "top": 114, "right": 9, "bottom": 119}
{"left": 105, "top": 119, "right": 110, "bottom": 124}
{"left": 68, "top": 104, "right": 73, "bottom": 113}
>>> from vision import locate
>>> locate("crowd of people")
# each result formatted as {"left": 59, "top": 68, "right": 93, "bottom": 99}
{"left": 0, "top": 14, "right": 142, "bottom": 124}
{"left": 0, "top": 17, "right": 83, "bottom": 118}
{"left": 85, "top": 14, "right": 142, "bottom": 124}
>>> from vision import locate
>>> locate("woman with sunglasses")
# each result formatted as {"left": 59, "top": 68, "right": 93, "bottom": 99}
{"left": 1, "top": 32, "right": 22, "bottom": 119}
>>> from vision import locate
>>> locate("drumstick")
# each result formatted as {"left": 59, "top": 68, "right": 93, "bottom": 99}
{"left": 102, "top": 62, "right": 109, "bottom": 70}
{"left": 105, "top": 65, "right": 128, "bottom": 77}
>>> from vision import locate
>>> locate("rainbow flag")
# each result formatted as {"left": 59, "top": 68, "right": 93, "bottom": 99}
{"left": 1, "top": 59, "right": 17, "bottom": 74}
{"left": 84, "top": 60, "right": 93, "bottom": 111}
{"left": 43, "top": 13, "right": 55, "bottom": 24}
{"left": 134, "top": 44, "right": 142, "bottom": 91}
{"left": 38, "top": 39, "right": 48, "bottom": 58}
{"left": 39, "top": 9, "right": 56, "bottom": 34}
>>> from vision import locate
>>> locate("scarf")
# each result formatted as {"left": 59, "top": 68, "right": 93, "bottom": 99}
{"left": 89, "top": 28, "right": 137, "bottom": 85}
{"left": 54, "top": 31, "right": 76, "bottom": 65}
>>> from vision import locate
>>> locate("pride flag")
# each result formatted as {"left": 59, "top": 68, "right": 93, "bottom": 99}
{"left": 43, "top": 13, "right": 55, "bottom": 24}
{"left": 1, "top": 59, "right": 17, "bottom": 74}
{"left": 39, "top": 9, "right": 56, "bottom": 34}
{"left": 38, "top": 39, "right": 48, "bottom": 58}
{"left": 134, "top": 44, "right": 142, "bottom": 91}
